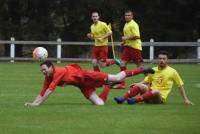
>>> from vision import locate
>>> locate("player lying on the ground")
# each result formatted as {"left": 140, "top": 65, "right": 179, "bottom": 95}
{"left": 114, "top": 51, "right": 193, "bottom": 105}
{"left": 25, "top": 60, "right": 155, "bottom": 106}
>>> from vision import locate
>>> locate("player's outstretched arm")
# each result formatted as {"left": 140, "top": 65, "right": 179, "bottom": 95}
{"left": 178, "top": 86, "right": 193, "bottom": 105}
{"left": 24, "top": 95, "right": 43, "bottom": 107}
{"left": 25, "top": 88, "right": 53, "bottom": 107}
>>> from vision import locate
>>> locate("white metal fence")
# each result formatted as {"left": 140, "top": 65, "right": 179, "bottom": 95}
{"left": 0, "top": 37, "right": 200, "bottom": 63}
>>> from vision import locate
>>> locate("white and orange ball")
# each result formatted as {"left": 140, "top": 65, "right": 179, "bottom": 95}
{"left": 33, "top": 47, "right": 48, "bottom": 60}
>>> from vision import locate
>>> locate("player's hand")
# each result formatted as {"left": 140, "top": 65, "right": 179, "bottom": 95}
{"left": 96, "top": 37, "right": 103, "bottom": 41}
{"left": 121, "top": 36, "right": 127, "bottom": 41}
{"left": 24, "top": 102, "right": 40, "bottom": 107}
{"left": 87, "top": 33, "right": 93, "bottom": 39}
{"left": 184, "top": 100, "right": 194, "bottom": 106}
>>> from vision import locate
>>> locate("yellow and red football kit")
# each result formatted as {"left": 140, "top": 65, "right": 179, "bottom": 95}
{"left": 121, "top": 19, "right": 143, "bottom": 63}
{"left": 144, "top": 66, "right": 184, "bottom": 102}
{"left": 123, "top": 19, "right": 141, "bottom": 50}
{"left": 90, "top": 21, "right": 112, "bottom": 46}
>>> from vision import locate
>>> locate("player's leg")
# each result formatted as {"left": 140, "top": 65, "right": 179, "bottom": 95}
{"left": 92, "top": 59, "right": 100, "bottom": 72}
{"left": 99, "top": 85, "right": 111, "bottom": 102}
{"left": 119, "top": 60, "right": 127, "bottom": 71}
{"left": 107, "top": 66, "right": 154, "bottom": 82}
{"left": 114, "top": 83, "right": 148, "bottom": 104}
{"left": 99, "top": 46, "right": 120, "bottom": 67}
{"left": 112, "top": 47, "right": 130, "bottom": 89}
{"left": 144, "top": 90, "right": 163, "bottom": 104}
{"left": 80, "top": 87, "right": 104, "bottom": 105}
{"left": 91, "top": 48, "right": 113, "bottom": 100}
{"left": 89, "top": 91, "right": 105, "bottom": 105}
{"left": 119, "top": 46, "right": 132, "bottom": 71}
{"left": 80, "top": 71, "right": 111, "bottom": 104}
{"left": 99, "top": 46, "right": 112, "bottom": 66}
{"left": 108, "top": 66, "right": 155, "bottom": 88}
{"left": 127, "top": 90, "right": 162, "bottom": 105}
{"left": 91, "top": 46, "right": 100, "bottom": 72}
{"left": 111, "top": 59, "right": 127, "bottom": 89}
{"left": 131, "top": 48, "right": 144, "bottom": 67}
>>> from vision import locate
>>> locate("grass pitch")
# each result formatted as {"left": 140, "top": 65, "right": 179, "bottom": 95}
{"left": 0, "top": 62, "right": 200, "bottom": 134}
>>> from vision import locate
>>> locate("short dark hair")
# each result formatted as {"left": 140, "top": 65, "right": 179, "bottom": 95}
{"left": 40, "top": 60, "right": 54, "bottom": 68}
{"left": 125, "top": 9, "right": 134, "bottom": 16}
{"left": 91, "top": 11, "right": 100, "bottom": 16}
{"left": 158, "top": 51, "right": 169, "bottom": 57}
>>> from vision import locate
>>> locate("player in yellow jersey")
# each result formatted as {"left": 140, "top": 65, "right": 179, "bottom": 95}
{"left": 113, "top": 10, "right": 144, "bottom": 89}
{"left": 87, "top": 11, "right": 120, "bottom": 72}
{"left": 114, "top": 51, "right": 193, "bottom": 105}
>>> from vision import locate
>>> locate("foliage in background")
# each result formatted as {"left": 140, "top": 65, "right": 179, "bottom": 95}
{"left": 0, "top": 0, "right": 199, "bottom": 57}
{"left": 0, "top": 0, "right": 199, "bottom": 41}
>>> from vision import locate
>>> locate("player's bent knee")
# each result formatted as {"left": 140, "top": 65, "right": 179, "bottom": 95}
{"left": 152, "top": 90, "right": 160, "bottom": 95}
{"left": 135, "top": 83, "right": 148, "bottom": 91}
{"left": 89, "top": 92, "right": 105, "bottom": 106}
{"left": 92, "top": 98, "right": 104, "bottom": 105}
{"left": 95, "top": 100, "right": 104, "bottom": 105}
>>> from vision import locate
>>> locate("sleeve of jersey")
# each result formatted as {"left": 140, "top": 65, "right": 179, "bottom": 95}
{"left": 90, "top": 26, "right": 94, "bottom": 34}
{"left": 40, "top": 78, "right": 50, "bottom": 96}
{"left": 49, "top": 71, "right": 66, "bottom": 91}
{"left": 130, "top": 25, "right": 139, "bottom": 36}
{"left": 173, "top": 70, "right": 184, "bottom": 87}
{"left": 105, "top": 24, "right": 112, "bottom": 33}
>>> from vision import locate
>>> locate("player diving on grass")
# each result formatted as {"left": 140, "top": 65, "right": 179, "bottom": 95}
{"left": 25, "top": 60, "right": 155, "bottom": 106}
{"left": 114, "top": 51, "right": 193, "bottom": 105}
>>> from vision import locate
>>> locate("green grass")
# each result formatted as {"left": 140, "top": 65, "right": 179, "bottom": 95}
{"left": 0, "top": 62, "right": 200, "bottom": 134}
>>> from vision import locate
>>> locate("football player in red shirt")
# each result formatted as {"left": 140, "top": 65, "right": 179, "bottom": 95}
{"left": 25, "top": 61, "right": 154, "bottom": 106}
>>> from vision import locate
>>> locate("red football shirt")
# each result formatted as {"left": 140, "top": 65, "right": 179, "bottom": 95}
{"left": 39, "top": 64, "right": 108, "bottom": 96}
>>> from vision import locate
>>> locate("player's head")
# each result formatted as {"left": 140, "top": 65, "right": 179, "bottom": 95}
{"left": 158, "top": 51, "right": 169, "bottom": 68}
{"left": 124, "top": 9, "right": 134, "bottom": 22}
{"left": 91, "top": 11, "right": 100, "bottom": 23}
{"left": 40, "top": 60, "right": 54, "bottom": 77}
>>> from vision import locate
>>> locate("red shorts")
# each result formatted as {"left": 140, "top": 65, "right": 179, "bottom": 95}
{"left": 79, "top": 70, "right": 108, "bottom": 98}
{"left": 121, "top": 46, "right": 143, "bottom": 64}
{"left": 91, "top": 46, "right": 108, "bottom": 61}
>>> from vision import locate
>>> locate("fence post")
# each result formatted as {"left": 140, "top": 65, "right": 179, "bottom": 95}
{"left": 57, "top": 38, "right": 62, "bottom": 63}
{"left": 150, "top": 38, "right": 154, "bottom": 62}
{"left": 10, "top": 37, "right": 15, "bottom": 63}
{"left": 197, "top": 39, "right": 200, "bottom": 63}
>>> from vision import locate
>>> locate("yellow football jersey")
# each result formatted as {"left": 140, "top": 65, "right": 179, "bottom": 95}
{"left": 123, "top": 19, "right": 142, "bottom": 50}
{"left": 144, "top": 66, "right": 184, "bottom": 101}
{"left": 91, "top": 21, "right": 112, "bottom": 46}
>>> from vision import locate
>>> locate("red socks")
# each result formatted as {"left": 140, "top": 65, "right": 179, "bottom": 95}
{"left": 99, "top": 85, "right": 110, "bottom": 102}
{"left": 120, "top": 66, "right": 127, "bottom": 71}
{"left": 105, "top": 60, "right": 115, "bottom": 66}
{"left": 134, "top": 91, "right": 155, "bottom": 102}
{"left": 123, "top": 86, "right": 141, "bottom": 99}
{"left": 93, "top": 66, "right": 100, "bottom": 72}
{"left": 124, "top": 68, "right": 144, "bottom": 77}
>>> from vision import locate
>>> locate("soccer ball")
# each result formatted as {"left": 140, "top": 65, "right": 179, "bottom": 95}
{"left": 33, "top": 47, "right": 48, "bottom": 60}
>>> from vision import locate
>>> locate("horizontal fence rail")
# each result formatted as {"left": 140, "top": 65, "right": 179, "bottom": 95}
{"left": 0, "top": 37, "right": 200, "bottom": 63}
